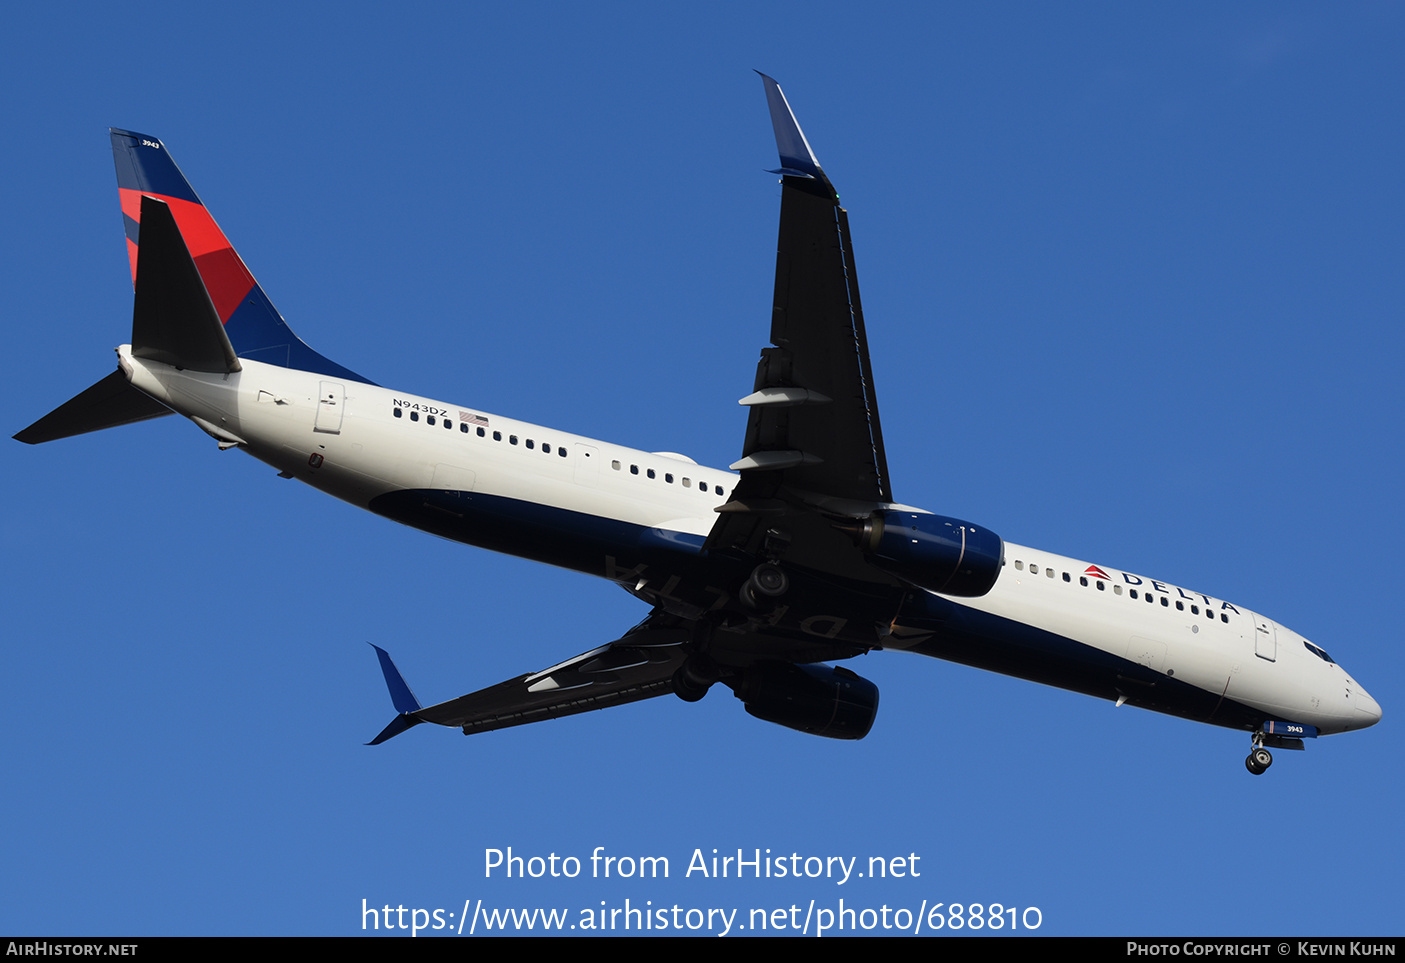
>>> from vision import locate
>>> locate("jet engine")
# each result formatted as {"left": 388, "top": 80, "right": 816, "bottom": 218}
{"left": 734, "top": 662, "right": 879, "bottom": 739}
{"left": 849, "top": 510, "right": 1003, "bottom": 597}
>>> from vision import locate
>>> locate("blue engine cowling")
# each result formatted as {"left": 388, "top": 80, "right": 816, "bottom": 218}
{"left": 735, "top": 662, "right": 879, "bottom": 740}
{"left": 856, "top": 510, "right": 1003, "bottom": 597}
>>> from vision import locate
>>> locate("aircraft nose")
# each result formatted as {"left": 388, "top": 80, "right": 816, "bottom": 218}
{"left": 1354, "top": 687, "right": 1383, "bottom": 729}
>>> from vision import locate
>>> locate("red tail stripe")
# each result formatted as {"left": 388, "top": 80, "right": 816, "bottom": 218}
{"left": 119, "top": 188, "right": 256, "bottom": 322}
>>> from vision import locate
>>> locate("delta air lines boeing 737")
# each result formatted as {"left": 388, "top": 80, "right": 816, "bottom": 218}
{"left": 16, "top": 75, "right": 1380, "bottom": 774}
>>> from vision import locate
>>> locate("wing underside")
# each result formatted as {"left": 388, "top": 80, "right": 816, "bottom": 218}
{"left": 707, "top": 73, "right": 892, "bottom": 560}
{"left": 369, "top": 618, "right": 692, "bottom": 742}
{"left": 741, "top": 172, "right": 890, "bottom": 502}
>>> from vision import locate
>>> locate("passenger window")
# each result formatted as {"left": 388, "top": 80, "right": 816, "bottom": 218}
{"left": 410, "top": 411, "right": 419, "bottom": 422}
{"left": 393, "top": 408, "right": 403, "bottom": 418}
{"left": 647, "top": 469, "right": 656, "bottom": 479}
{"left": 558, "top": 448, "right": 567, "bottom": 458}
{"left": 427, "top": 415, "right": 435, "bottom": 426}
{"left": 1161, "top": 597, "right": 1169, "bottom": 607}
{"left": 460, "top": 423, "right": 468, "bottom": 433}
{"left": 526, "top": 439, "right": 534, "bottom": 449}
{"left": 493, "top": 431, "right": 501, "bottom": 441}
{"left": 1130, "top": 589, "right": 1139, "bottom": 599}
{"left": 543, "top": 444, "right": 551, "bottom": 454}
{"left": 611, "top": 460, "right": 620, "bottom": 470}
{"left": 477, "top": 427, "right": 486, "bottom": 437}
{"left": 630, "top": 465, "right": 639, "bottom": 475}
{"left": 1079, "top": 576, "right": 1087, "bottom": 587}
{"left": 1015, "top": 561, "right": 1024, "bottom": 572}
{"left": 510, "top": 435, "right": 518, "bottom": 445}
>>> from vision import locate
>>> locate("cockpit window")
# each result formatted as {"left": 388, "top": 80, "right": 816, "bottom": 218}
{"left": 1303, "top": 641, "right": 1337, "bottom": 665}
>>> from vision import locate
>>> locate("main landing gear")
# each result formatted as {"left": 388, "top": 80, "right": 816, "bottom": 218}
{"left": 1245, "top": 733, "right": 1273, "bottom": 775}
{"left": 673, "top": 652, "right": 719, "bottom": 703}
{"left": 674, "top": 560, "right": 793, "bottom": 701}
{"left": 1243, "top": 723, "right": 1314, "bottom": 774}
{"left": 739, "top": 562, "right": 789, "bottom": 610}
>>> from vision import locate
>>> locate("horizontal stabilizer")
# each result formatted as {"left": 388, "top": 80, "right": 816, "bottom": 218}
{"left": 14, "top": 369, "right": 171, "bottom": 444}
{"left": 132, "top": 195, "right": 241, "bottom": 374}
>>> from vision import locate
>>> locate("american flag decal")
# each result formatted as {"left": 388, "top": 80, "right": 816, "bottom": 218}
{"left": 459, "top": 411, "right": 489, "bottom": 426}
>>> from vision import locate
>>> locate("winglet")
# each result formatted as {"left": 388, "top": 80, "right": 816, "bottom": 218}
{"left": 756, "top": 72, "right": 824, "bottom": 181}
{"left": 367, "top": 644, "right": 425, "bottom": 745}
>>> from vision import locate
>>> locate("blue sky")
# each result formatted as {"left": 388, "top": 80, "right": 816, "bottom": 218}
{"left": 4, "top": 3, "right": 1402, "bottom": 937}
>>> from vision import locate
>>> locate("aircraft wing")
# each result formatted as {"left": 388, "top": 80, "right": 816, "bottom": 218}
{"left": 707, "top": 74, "right": 893, "bottom": 559}
{"left": 368, "top": 616, "right": 692, "bottom": 742}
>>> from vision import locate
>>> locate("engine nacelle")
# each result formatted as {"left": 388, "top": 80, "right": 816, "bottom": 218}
{"left": 855, "top": 510, "right": 1003, "bottom": 597}
{"left": 735, "top": 662, "right": 879, "bottom": 740}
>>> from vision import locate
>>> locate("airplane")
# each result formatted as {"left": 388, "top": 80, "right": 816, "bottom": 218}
{"left": 16, "top": 74, "right": 1381, "bottom": 775}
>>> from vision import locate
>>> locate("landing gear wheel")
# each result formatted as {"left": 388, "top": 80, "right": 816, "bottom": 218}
{"left": 1244, "top": 730, "right": 1274, "bottom": 775}
{"left": 739, "top": 563, "right": 789, "bottom": 610}
{"left": 672, "top": 654, "right": 719, "bottom": 703}
{"left": 749, "top": 563, "right": 789, "bottom": 598}
{"left": 1245, "top": 747, "right": 1272, "bottom": 775}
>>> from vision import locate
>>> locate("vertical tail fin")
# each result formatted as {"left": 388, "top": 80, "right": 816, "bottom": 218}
{"left": 110, "top": 129, "right": 371, "bottom": 384}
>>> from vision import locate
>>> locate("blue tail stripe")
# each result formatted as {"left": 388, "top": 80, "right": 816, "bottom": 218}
{"left": 110, "top": 128, "right": 200, "bottom": 201}
{"left": 221, "top": 288, "right": 371, "bottom": 383}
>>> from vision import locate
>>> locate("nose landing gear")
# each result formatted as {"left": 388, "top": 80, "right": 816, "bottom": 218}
{"left": 1244, "top": 722, "right": 1314, "bottom": 774}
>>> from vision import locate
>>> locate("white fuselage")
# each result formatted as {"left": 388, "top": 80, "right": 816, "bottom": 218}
{"left": 118, "top": 346, "right": 1382, "bottom": 738}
